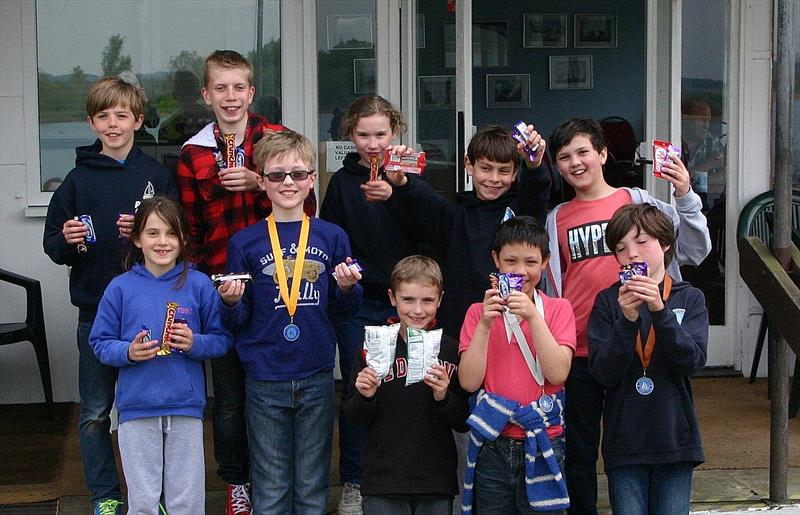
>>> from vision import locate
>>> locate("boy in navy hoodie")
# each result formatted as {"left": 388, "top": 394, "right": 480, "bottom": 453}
{"left": 588, "top": 203, "right": 707, "bottom": 514}
{"left": 43, "top": 77, "right": 177, "bottom": 515}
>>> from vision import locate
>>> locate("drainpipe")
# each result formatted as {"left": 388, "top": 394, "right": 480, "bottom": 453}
{"left": 769, "top": 0, "right": 793, "bottom": 503}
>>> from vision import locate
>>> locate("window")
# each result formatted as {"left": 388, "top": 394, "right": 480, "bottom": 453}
{"left": 35, "top": 0, "right": 280, "bottom": 192}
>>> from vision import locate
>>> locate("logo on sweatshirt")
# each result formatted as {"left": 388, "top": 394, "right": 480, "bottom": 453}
{"left": 134, "top": 181, "right": 156, "bottom": 212}
{"left": 566, "top": 221, "right": 613, "bottom": 263}
{"left": 672, "top": 308, "right": 685, "bottom": 325}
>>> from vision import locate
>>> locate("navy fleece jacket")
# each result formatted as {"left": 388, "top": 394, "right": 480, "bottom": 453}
{"left": 587, "top": 277, "right": 707, "bottom": 470}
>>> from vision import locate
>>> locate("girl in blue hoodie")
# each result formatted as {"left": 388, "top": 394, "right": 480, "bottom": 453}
{"left": 90, "top": 196, "right": 231, "bottom": 515}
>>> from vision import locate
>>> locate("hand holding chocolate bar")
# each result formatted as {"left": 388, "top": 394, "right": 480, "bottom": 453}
{"left": 219, "top": 166, "right": 261, "bottom": 192}
{"left": 128, "top": 329, "right": 159, "bottom": 362}
{"left": 62, "top": 218, "right": 89, "bottom": 245}
{"left": 167, "top": 319, "right": 193, "bottom": 353}
{"left": 512, "top": 121, "right": 545, "bottom": 167}
{"left": 332, "top": 258, "right": 362, "bottom": 292}
{"left": 216, "top": 276, "right": 247, "bottom": 307}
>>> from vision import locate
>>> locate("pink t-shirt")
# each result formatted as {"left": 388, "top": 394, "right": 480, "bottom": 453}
{"left": 459, "top": 291, "right": 576, "bottom": 439}
{"left": 557, "top": 189, "right": 631, "bottom": 357}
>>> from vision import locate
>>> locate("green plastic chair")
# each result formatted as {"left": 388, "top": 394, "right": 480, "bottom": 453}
{"left": 737, "top": 188, "right": 800, "bottom": 417}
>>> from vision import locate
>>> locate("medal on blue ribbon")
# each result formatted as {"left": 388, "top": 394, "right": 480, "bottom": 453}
{"left": 267, "top": 214, "right": 310, "bottom": 342}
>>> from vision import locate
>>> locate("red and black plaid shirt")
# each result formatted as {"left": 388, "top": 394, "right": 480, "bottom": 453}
{"left": 177, "top": 112, "right": 316, "bottom": 275}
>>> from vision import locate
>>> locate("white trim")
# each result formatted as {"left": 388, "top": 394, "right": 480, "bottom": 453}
{"left": 23, "top": 0, "right": 48, "bottom": 207}
{"left": 376, "top": 0, "right": 401, "bottom": 119}
{"left": 401, "top": 0, "right": 417, "bottom": 148}
{"left": 456, "top": 0, "right": 474, "bottom": 191}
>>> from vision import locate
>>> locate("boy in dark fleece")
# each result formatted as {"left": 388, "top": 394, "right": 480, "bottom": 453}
{"left": 43, "top": 77, "right": 177, "bottom": 515}
{"left": 588, "top": 203, "right": 707, "bottom": 514}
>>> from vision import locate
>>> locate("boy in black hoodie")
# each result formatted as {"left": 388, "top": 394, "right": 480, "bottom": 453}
{"left": 43, "top": 77, "right": 177, "bottom": 515}
{"left": 588, "top": 203, "right": 707, "bottom": 514}
{"left": 384, "top": 125, "right": 551, "bottom": 339}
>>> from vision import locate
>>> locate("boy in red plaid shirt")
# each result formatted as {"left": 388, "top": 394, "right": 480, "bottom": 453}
{"left": 177, "top": 49, "right": 314, "bottom": 515}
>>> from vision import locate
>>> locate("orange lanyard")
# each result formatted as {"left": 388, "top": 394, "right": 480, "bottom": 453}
{"left": 634, "top": 275, "right": 672, "bottom": 370}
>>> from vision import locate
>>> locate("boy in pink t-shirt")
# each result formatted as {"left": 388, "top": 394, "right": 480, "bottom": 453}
{"left": 459, "top": 216, "right": 576, "bottom": 514}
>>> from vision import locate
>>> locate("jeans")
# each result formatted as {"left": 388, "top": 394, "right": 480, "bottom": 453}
{"left": 246, "top": 370, "right": 335, "bottom": 515}
{"left": 77, "top": 311, "right": 122, "bottom": 504}
{"left": 363, "top": 496, "right": 453, "bottom": 515}
{"left": 606, "top": 462, "right": 694, "bottom": 515}
{"left": 211, "top": 347, "right": 250, "bottom": 484}
{"left": 564, "top": 358, "right": 604, "bottom": 515}
{"left": 335, "top": 298, "right": 397, "bottom": 484}
{"left": 474, "top": 435, "right": 566, "bottom": 515}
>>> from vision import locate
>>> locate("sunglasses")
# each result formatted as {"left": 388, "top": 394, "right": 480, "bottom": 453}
{"left": 262, "top": 170, "right": 313, "bottom": 183}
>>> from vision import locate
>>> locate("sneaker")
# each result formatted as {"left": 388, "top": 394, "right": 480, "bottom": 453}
{"left": 94, "top": 499, "right": 123, "bottom": 515}
{"left": 338, "top": 482, "right": 363, "bottom": 515}
{"left": 226, "top": 483, "right": 252, "bottom": 515}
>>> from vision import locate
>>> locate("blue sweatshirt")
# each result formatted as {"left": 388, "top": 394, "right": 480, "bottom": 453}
{"left": 222, "top": 217, "right": 363, "bottom": 381}
{"left": 587, "top": 277, "right": 707, "bottom": 471}
{"left": 89, "top": 263, "right": 231, "bottom": 424}
{"left": 43, "top": 141, "right": 178, "bottom": 311}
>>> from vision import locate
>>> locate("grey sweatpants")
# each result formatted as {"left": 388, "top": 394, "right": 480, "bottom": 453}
{"left": 118, "top": 416, "right": 205, "bottom": 515}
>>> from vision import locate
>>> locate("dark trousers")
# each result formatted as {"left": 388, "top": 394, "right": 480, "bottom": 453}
{"left": 211, "top": 347, "right": 250, "bottom": 484}
{"left": 564, "top": 357, "right": 604, "bottom": 515}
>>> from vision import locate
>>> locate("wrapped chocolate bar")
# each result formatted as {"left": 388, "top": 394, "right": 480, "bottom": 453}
{"left": 383, "top": 149, "right": 427, "bottom": 175}
{"left": 211, "top": 272, "right": 253, "bottom": 287}
{"left": 363, "top": 324, "right": 400, "bottom": 380}
{"left": 156, "top": 302, "right": 179, "bottom": 356}
{"left": 224, "top": 133, "right": 236, "bottom": 169}
{"left": 331, "top": 259, "right": 363, "bottom": 279}
{"left": 369, "top": 156, "right": 379, "bottom": 182}
{"left": 511, "top": 121, "right": 540, "bottom": 163}
{"left": 652, "top": 139, "right": 681, "bottom": 177}
{"left": 405, "top": 327, "right": 442, "bottom": 386}
{"left": 489, "top": 272, "right": 524, "bottom": 299}
{"left": 619, "top": 261, "right": 649, "bottom": 284}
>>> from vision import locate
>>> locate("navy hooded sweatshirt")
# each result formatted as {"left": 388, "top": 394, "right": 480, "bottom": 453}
{"left": 43, "top": 140, "right": 178, "bottom": 311}
{"left": 385, "top": 162, "right": 551, "bottom": 338}
{"left": 587, "top": 277, "right": 707, "bottom": 471}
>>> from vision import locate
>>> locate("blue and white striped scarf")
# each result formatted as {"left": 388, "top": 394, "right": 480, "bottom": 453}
{"left": 461, "top": 389, "right": 569, "bottom": 513}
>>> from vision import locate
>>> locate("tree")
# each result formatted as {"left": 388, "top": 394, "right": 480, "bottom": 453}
{"left": 169, "top": 50, "right": 204, "bottom": 81}
{"left": 102, "top": 34, "right": 132, "bottom": 77}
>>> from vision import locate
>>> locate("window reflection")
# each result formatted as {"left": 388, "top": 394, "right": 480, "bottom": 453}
{"left": 36, "top": 0, "right": 280, "bottom": 188}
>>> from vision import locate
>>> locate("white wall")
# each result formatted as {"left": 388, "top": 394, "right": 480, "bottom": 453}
{"left": 1, "top": 1, "right": 79, "bottom": 403}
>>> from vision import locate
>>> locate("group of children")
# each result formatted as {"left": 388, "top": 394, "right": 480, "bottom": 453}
{"left": 43, "top": 48, "right": 711, "bottom": 515}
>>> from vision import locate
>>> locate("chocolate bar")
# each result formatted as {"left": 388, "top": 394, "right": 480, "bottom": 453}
{"left": 619, "top": 261, "right": 649, "bottom": 284}
{"left": 331, "top": 259, "right": 363, "bottom": 279}
{"left": 490, "top": 272, "right": 524, "bottom": 298}
{"left": 652, "top": 140, "right": 681, "bottom": 177}
{"left": 211, "top": 272, "right": 253, "bottom": 287}
{"left": 511, "top": 121, "right": 540, "bottom": 163}
{"left": 383, "top": 149, "right": 427, "bottom": 175}
{"left": 156, "top": 302, "right": 179, "bottom": 356}
{"left": 224, "top": 133, "right": 236, "bottom": 169}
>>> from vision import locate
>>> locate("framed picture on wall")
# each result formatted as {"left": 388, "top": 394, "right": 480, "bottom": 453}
{"left": 486, "top": 74, "right": 530, "bottom": 109}
{"left": 523, "top": 13, "right": 567, "bottom": 48}
{"left": 353, "top": 58, "right": 375, "bottom": 94}
{"left": 419, "top": 75, "right": 456, "bottom": 110}
{"left": 574, "top": 14, "right": 617, "bottom": 48}
{"left": 327, "top": 14, "right": 373, "bottom": 50}
{"left": 549, "top": 55, "right": 593, "bottom": 90}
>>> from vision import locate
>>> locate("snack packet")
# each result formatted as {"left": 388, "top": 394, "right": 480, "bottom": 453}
{"left": 331, "top": 259, "right": 363, "bottom": 279}
{"left": 652, "top": 139, "right": 681, "bottom": 177}
{"left": 511, "top": 121, "right": 540, "bottom": 163}
{"left": 363, "top": 324, "right": 400, "bottom": 380}
{"left": 489, "top": 272, "right": 524, "bottom": 299}
{"left": 619, "top": 261, "right": 649, "bottom": 284}
{"left": 157, "top": 302, "right": 179, "bottom": 356}
{"left": 405, "top": 327, "right": 442, "bottom": 386}
{"left": 383, "top": 149, "right": 427, "bottom": 175}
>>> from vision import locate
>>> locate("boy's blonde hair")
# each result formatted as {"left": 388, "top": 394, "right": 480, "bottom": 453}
{"left": 390, "top": 255, "right": 443, "bottom": 292}
{"left": 85, "top": 77, "right": 145, "bottom": 118}
{"left": 204, "top": 50, "right": 254, "bottom": 87}
{"left": 253, "top": 130, "right": 316, "bottom": 173}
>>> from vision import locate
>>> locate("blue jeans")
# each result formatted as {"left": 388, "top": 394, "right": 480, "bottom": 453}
{"left": 335, "top": 298, "right": 397, "bottom": 484}
{"left": 363, "top": 496, "right": 453, "bottom": 515}
{"left": 246, "top": 371, "right": 335, "bottom": 515}
{"left": 564, "top": 358, "right": 604, "bottom": 515}
{"left": 606, "top": 462, "right": 694, "bottom": 515}
{"left": 211, "top": 347, "right": 250, "bottom": 484}
{"left": 77, "top": 311, "right": 121, "bottom": 504}
{"left": 474, "top": 435, "right": 566, "bottom": 515}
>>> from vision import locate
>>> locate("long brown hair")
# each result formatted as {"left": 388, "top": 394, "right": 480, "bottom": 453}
{"left": 125, "top": 196, "right": 191, "bottom": 288}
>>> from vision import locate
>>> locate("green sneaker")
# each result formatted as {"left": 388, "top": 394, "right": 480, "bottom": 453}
{"left": 94, "top": 498, "right": 123, "bottom": 515}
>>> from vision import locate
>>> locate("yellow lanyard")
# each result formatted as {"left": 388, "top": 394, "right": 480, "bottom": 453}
{"left": 266, "top": 214, "right": 310, "bottom": 319}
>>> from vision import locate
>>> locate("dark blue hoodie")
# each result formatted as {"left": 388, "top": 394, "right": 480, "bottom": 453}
{"left": 89, "top": 263, "right": 231, "bottom": 424}
{"left": 43, "top": 140, "right": 178, "bottom": 311}
{"left": 587, "top": 277, "right": 707, "bottom": 471}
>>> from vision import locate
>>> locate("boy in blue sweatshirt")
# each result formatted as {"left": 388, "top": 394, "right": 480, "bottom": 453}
{"left": 588, "top": 204, "right": 707, "bottom": 514}
{"left": 42, "top": 77, "right": 177, "bottom": 515}
{"left": 218, "top": 129, "right": 363, "bottom": 514}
